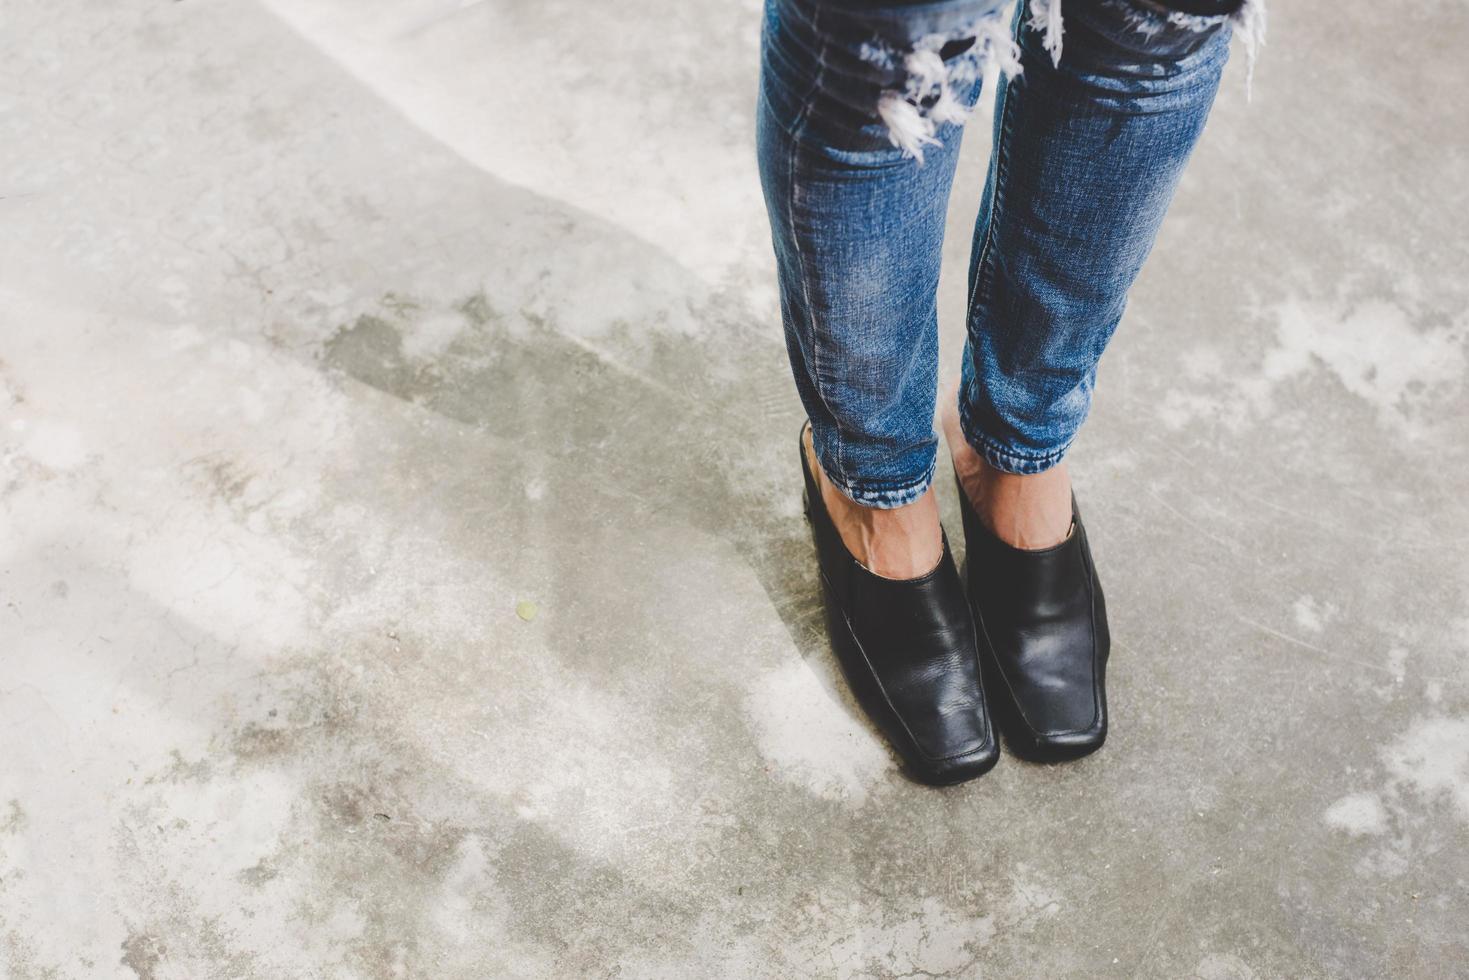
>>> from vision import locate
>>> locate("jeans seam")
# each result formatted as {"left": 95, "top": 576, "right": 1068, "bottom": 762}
{"left": 959, "top": 11, "right": 1019, "bottom": 470}
{"left": 963, "top": 92, "right": 1008, "bottom": 326}
{"left": 786, "top": 7, "right": 847, "bottom": 484}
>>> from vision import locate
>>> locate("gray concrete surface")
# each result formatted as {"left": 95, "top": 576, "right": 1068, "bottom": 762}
{"left": 2, "top": 0, "right": 1467, "bottom": 976}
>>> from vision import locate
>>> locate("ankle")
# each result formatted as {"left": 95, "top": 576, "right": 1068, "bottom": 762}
{"left": 968, "top": 461, "right": 1073, "bottom": 550}
{"left": 940, "top": 401, "right": 1072, "bottom": 550}
{"left": 839, "top": 499, "right": 945, "bottom": 579}
{"left": 804, "top": 428, "right": 942, "bottom": 579}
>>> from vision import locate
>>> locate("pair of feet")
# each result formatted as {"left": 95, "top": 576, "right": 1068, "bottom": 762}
{"left": 799, "top": 389, "right": 1110, "bottom": 785}
{"left": 804, "top": 388, "right": 1076, "bottom": 580}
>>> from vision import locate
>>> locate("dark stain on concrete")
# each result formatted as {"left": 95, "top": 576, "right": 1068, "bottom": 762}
{"left": 145, "top": 749, "right": 213, "bottom": 786}
{"left": 0, "top": 800, "right": 24, "bottom": 834}
{"left": 120, "top": 931, "right": 165, "bottom": 980}
{"left": 321, "top": 314, "right": 422, "bottom": 397}
{"left": 236, "top": 859, "right": 279, "bottom": 887}
{"left": 456, "top": 291, "right": 497, "bottom": 326}
{"left": 230, "top": 722, "right": 299, "bottom": 760}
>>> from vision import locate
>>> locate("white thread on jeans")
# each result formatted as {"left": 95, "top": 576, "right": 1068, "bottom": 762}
{"left": 865, "top": 0, "right": 1267, "bottom": 163}
{"left": 1028, "top": 0, "right": 1065, "bottom": 67}
{"left": 868, "top": 13, "right": 1021, "bottom": 163}
{"left": 1231, "top": 0, "right": 1267, "bottom": 101}
{"left": 1113, "top": 0, "right": 1270, "bottom": 100}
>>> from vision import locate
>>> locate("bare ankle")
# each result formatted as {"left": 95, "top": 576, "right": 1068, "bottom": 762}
{"left": 940, "top": 384, "right": 1072, "bottom": 551}
{"left": 969, "top": 462, "right": 1072, "bottom": 549}
{"left": 804, "top": 426, "right": 942, "bottom": 579}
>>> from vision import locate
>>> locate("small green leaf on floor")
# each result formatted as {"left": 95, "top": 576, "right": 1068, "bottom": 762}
{"left": 515, "top": 600, "right": 538, "bottom": 622}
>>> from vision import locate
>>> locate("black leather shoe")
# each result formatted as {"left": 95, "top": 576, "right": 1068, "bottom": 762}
{"left": 798, "top": 423, "right": 998, "bottom": 786}
{"left": 954, "top": 472, "right": 1110, "bottom": 762}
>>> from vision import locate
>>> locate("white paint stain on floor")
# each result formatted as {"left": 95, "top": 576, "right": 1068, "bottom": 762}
{"left": 1156, "top": 297, "right": 1468, "bottom": 440}
{"left": 1323, "top": 791, "right": 1388, "bottom": 837}
{"left": 1382, "top": 716, "right": 1469, "bottom": 822}
{"left": 1260, "top": 300, "right": 1466, "bottom": 436}
{"left": 1291, "top": 595, "right": 1335, "bottom": 634}
{"left": 742, "top": 660, "right": 892, "bottom": 806}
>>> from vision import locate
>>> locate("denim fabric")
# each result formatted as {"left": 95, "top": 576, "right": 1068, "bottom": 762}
{"left": 756, "top": 0, "right": 1239, "bottom": 505}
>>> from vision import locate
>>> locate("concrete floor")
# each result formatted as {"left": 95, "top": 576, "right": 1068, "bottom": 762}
{"left": 2, "top": 0, "right": 1467, "bottom": 976}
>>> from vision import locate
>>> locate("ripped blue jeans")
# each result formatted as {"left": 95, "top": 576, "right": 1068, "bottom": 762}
{"left": 757, "top": 0, "right": 1264, "bottom": 506}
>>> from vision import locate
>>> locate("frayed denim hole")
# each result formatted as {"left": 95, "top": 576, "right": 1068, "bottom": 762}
{"left": 865, "top": 9, "right": 1022, "bottom": 163}
{"left": 1097, "top": 0, "right": 1265, "bottom": 98}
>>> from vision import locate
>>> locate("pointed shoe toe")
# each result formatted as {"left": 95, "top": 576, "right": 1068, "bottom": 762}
{"left": 954, "top": 472, "right": 1110, "bottom": 764}
{"left": 799, "top": 426, "right": 998, "bottom": 786}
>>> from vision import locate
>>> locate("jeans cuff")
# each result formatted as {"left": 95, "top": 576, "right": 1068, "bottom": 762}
{"left": 957, "top": 397, "right": 1072, "bottom": 476}
{"left": 821, "top": 449, "right": 937, "bottom": 510}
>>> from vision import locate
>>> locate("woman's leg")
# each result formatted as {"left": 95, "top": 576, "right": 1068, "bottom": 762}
{"left": 756, "top": 0, "right": 1020, "bottom": 783}
{"left": 756, "top": 0, "right": 1016, "bottom": 577}
{"left": 953, "top": 0, "right": 1245, "bottom": 541}
{"left": 944, "top": 0, "right": 1256, "bottom": 761}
